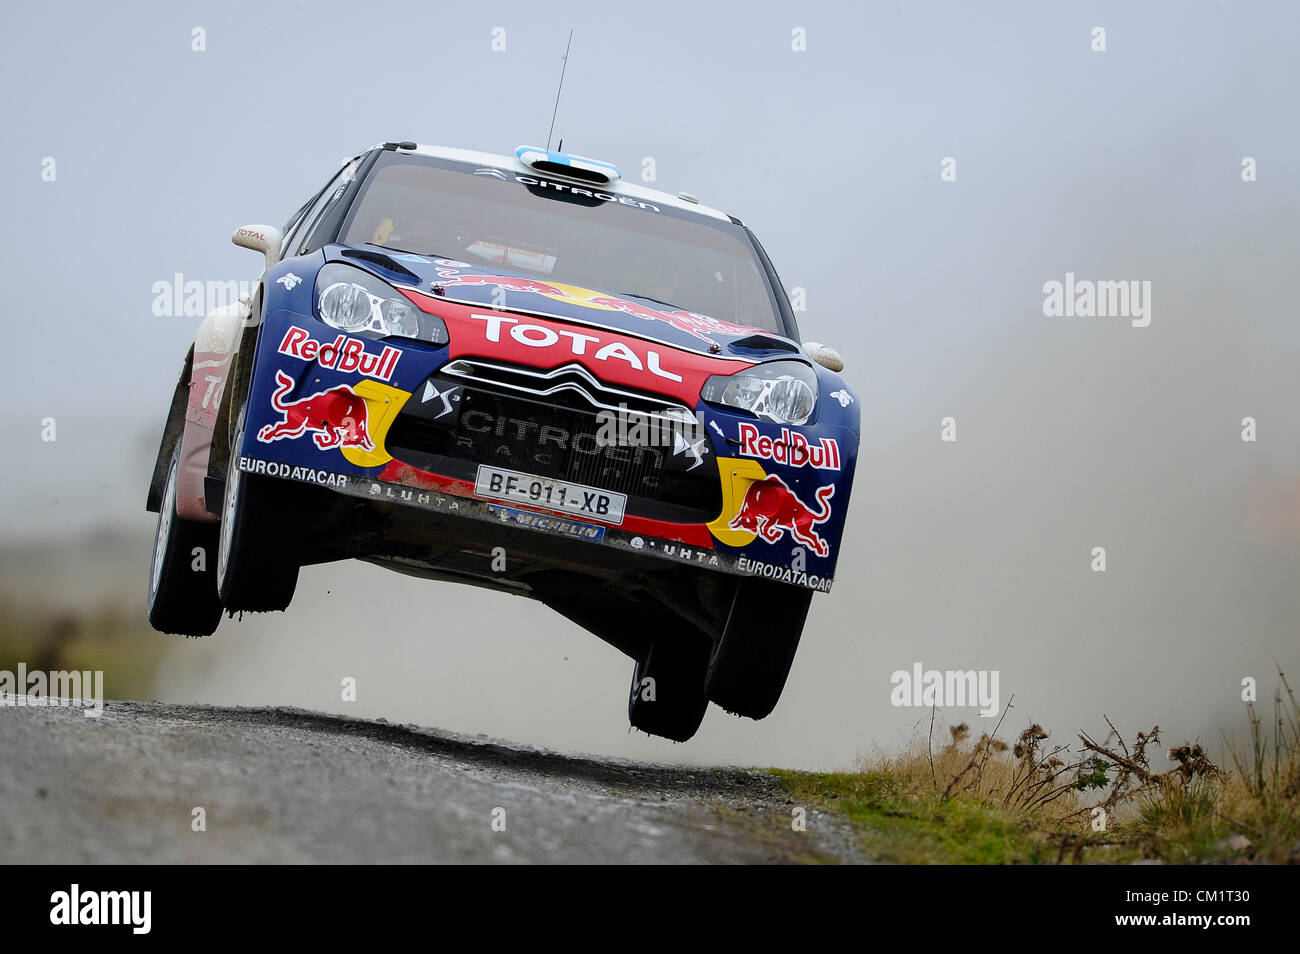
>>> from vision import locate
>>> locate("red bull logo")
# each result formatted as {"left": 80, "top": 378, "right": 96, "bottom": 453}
{"left": 257, "top": 370, "right": 373, "bottom": 451}
{"left": 737, "top": 423, "right": 841, "bottom": 470}
{"left": 443, "top": 274, "right": 567, "bottom": 296}
{"left": 586, "top": 295, "right": 761, "bottom": 346}
{"left": 429, "top": 265, "right": 761, "bottom": 347}
{"left": 729, "top": 475, "right": 835, "bottom": 557}
{"left": 276, "top": 325, "right": 400, "bottom": 381}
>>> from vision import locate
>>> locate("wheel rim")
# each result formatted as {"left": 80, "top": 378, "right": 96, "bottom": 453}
{"left": 149, "top": 456, "right": 179, "bottom": 600}
{"left": 217, "top": 409, "right": 247, "bottom": 590}
{"left": 217, "top": 463, "right": 239, "bottom": 588}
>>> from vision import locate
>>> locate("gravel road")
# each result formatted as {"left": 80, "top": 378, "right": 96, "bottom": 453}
{"left": 0, "top": 700, "right": 864, "bottom": 864}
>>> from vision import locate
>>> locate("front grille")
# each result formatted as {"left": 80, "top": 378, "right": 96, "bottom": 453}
{"left": 386, "top": 380, "right": 721, "bottom": 520}
{"left": 442, "top": 359, "right": 689, "bottom": 420}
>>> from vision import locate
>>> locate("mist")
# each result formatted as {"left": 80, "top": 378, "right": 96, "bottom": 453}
{"left": 2, "top": 1, "right": 1297, "bottom": 769}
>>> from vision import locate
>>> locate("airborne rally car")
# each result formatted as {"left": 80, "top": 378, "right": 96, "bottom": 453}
{"left": 146, "top": 142, "right": 859, "bottom": 741}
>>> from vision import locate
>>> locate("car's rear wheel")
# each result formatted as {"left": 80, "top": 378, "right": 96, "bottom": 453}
{"left": 216, "top": 413, "right": 299, "bottom": 612}
{"left": 705, "top": 579, "right": 813, "bottom": 719}
{"left": 627, "top": 637, "right": 711, "bottom": 742}
{"left": 147, "top": 440, "right": 223, "bottom": 636}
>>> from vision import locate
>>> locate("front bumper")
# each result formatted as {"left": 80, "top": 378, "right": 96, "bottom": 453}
{"left": 238, "top": 305, "right": 856, "bottom": 592}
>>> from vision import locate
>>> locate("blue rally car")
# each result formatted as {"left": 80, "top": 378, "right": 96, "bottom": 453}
{"left": 145, "top": 141, "right": 859, "bottom": 741}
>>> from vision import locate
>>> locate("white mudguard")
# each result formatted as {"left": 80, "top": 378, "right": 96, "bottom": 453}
{"left": 176, "top": 294, "right": 257, "bottom": 522}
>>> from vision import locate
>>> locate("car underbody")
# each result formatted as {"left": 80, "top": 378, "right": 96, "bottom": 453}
{"left": 229, "top": 470, "right": 739, "bottom": 662}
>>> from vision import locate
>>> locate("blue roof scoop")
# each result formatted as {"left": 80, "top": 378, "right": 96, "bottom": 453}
{"left": 515, "top": 145, "right": 621, "bottom": 186}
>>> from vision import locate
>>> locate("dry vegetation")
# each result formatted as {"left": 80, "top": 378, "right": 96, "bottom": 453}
{"left": 778, "top": 670, "right": 1300, "bottom": 864}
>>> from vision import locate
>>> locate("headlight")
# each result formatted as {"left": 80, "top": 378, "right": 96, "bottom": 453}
{"left": 700, "top": 360, "right": 818, "bottom": 425}
{"left": 313, "top": 263, "right": 447, "bottom": 345}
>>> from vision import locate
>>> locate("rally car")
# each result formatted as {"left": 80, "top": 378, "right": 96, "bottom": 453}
{"left": 146, "top": 141, "right": 859, "bottom": 741}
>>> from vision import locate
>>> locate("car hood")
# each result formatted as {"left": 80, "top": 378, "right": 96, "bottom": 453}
{"left": 323, "top": 244, "right": 803, "bottom": 360}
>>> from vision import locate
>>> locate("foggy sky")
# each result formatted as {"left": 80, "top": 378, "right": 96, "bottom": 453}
{"left": 2, "top": 1, "right": 1297, "bottom": 769}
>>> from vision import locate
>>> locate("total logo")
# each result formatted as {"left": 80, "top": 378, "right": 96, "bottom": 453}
{"left": 469, "top": 313, "right": 683, "bottom": 383}
{"left": 428, "top": 264, "right": 764, "bottom": 349}
{"left": 276, "top": 325, "right": 401, "bottom": 382}
{"left": 738, "top": 423, "right": 841, "bottom": 470}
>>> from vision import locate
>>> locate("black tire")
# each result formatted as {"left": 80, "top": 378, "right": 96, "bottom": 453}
{"left": 627, "top": 637, "right": 711, "bottom": 742}
{"left": 147, "top": 440, "right": 223, "bottom": 636}
{"left": 216, "top": 413, "right": 299, "bottom": 612}
{"left": 705, "top": 579, "right": 813, "bottom": 719}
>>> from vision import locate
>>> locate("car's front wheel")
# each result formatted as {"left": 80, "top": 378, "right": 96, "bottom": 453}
{"left": 705, "top": 578, "right": 813, "bottom": 719}
{"left": 216, "top": 413, "right": 299, "bottom": 612}
{"left": 147, "top": 440, "right": 223, "bottom": 636}
{"left": 627, "top": 637, "right": 711, "bottom": 742}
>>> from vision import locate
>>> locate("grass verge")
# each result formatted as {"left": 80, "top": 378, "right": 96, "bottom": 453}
{"left": 776, "top": 671, "right": 1300, "bottom": 864}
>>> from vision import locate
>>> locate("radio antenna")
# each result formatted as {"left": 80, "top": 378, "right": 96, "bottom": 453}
{"left": 545, "top": 30, "right": 574, "bottom": 151}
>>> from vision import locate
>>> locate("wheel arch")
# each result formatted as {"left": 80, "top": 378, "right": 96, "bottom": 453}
{"left": 145, "top": 345, "right": 195, "bottom": 513}
{"left": 152, "top": 286, "right": 263, "bottom": 522}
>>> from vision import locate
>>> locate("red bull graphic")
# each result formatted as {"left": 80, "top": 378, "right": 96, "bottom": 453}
{"left": 737, "top": 423, "right": 841, "bottom": 470}
{"left": 426, "top": 266, "right": 764, "bottom": 347}
{"left": 257, "top": 370, "right": 373, "bottom": 452}
{"left": 276, "top": 326, "right": 401, "bottom": 381}
{"left": 729, "top": 475, "right": 836, "bottom": 557}
{"left": 585, "top": 295, "right": 762, "bottom": 347}
{"left": 431, "top": 258, "right": 472, "bottom": 277}
{"left": 439, "top": 273, "right": 567, "bottom": 296}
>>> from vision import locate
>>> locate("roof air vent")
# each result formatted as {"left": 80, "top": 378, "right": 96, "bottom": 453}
{"left": 515, "top": 146, "right": 621, "bottom": 186}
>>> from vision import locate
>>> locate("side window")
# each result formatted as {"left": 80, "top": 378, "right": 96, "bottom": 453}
{"left": 295, "top": 158, "right": 362, "bottom": 256}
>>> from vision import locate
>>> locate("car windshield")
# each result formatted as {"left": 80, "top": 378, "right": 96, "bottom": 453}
{"left": 340, "top": 153, "right": 784, "bottom": 333}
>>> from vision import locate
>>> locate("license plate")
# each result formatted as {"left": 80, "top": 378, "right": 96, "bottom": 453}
{"left": 473, "top": 465, "right": 626, "bottom": 525}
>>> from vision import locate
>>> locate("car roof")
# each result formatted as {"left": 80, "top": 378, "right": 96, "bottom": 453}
{"left": 385, "top": 143, "right": 737, "bottom": 224}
